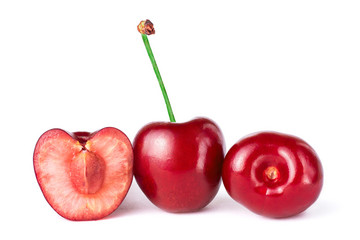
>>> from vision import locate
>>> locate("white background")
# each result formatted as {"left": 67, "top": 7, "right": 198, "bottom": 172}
{"left": 1, "top": 0, "right": 359, "bottom": 239}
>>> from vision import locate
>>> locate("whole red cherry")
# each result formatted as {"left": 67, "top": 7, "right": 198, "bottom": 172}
{"left": 133, "top": 118, "right": 225, "bottom": 212}
{"left": 222, "top": 132, "right": 323, "bottom": 218}
{"left": 135, "top": 20, "right": 225, "bottom": 212}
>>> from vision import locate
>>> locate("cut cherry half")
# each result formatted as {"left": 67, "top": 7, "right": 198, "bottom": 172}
{"left": 33, "top": 127, "right": 133, "bottom": 221}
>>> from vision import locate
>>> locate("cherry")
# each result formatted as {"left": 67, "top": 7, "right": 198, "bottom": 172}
{"left": 134, "top": 118, "right": 224, "bottom": 212}
{"left": 222, "top": 132, "right": 323, "bottom": 218}
{"left": 134, "top": 20, "right": 225, "bottom": 212}
{"left": 34, "top": 127, "right": 133, "bottom": 220}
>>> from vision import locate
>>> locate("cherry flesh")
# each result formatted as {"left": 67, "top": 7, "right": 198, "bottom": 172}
{"left": 33, "top": 127, "right": 133, "bottom": 220}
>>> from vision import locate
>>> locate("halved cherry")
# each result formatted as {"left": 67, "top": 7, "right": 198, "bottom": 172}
{"left": 33, "top": 127, "right": 133, "bottom": 221}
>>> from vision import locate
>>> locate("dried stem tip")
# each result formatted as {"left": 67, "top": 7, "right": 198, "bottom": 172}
{"left": 264, "top": 166, "right": 280, "bottom": 182}
{"left": 137, "top": 20, "right": 155, "bottom": 35}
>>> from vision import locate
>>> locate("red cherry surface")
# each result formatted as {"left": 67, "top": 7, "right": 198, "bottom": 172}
{"left": 222, "top": 132, "right": 323, "bottom": 218}
{"left": 133, "top": 118, "right": 225, "bottom": 212}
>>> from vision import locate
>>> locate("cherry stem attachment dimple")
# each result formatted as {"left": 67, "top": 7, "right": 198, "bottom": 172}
{"left": 264, "top": 166, "right": 280, "bottom": 182}
{"left": 138, "top": 20, "right": 176, "bottom": 122}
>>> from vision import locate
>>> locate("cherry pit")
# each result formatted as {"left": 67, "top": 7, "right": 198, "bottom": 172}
{"left": 33, "top": 19, "right": 323, "bottom": 220}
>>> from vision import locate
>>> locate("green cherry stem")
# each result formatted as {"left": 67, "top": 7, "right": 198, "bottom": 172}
{"left": 138, "top": 20, "right": 176, "bottom": 123}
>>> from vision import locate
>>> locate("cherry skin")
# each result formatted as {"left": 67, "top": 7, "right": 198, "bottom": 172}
{"left": 222, "top": 132, "right": 323, "bottom": 218}
{"left": 133, "top": 117, "right": 225, "bottom": 212}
